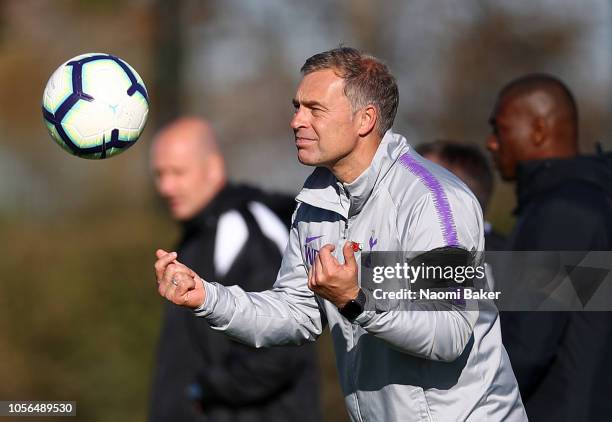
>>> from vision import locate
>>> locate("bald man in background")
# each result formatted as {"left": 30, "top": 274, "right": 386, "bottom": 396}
{"left": 149, "top": 117, "right": 321, "bottom": 422}
{"left": 487, "top": 74, "right": 612, "bottom": 421}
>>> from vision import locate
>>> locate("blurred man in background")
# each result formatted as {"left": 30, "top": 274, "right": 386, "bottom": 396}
{"left": 487, "top": 74, "right": 612, "bottom": 421}
{"left": 415, "top": 140, "right": 506, "bottom": 251}
{"left": 149, "top": 117, "right": 321, "bottom": 422}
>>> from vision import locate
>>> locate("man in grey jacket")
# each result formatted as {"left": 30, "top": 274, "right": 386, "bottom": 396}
{"left": 154, "top": 47, "right": 526, "bottom": 422}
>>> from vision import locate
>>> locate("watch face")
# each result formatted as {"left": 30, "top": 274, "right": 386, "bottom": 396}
{"left": 341, "top": 299, "right": 363, "bottom": 321}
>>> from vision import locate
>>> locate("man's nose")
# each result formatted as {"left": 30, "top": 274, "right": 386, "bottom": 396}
{"left": 290, "top": 107, "right": 308, "bottom": 131}
{"left": 157, "top": 176, "right": 175, "bottom": 197}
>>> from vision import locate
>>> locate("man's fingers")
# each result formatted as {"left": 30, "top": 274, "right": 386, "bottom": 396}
{"left": 155, "top": 249, "right": 169, "bottom": 259}
{"left": 311, "top": 262, "right": 319, "bottom": 288}
{"left": 173, "top": 272, "right": 196, "bottom": 297}
{"left": 160, "top": 271, "right": 189, "bottom": 301}
{"left": 342, "top": 241, "right": 357, "bottom": 269}
{"left": 161, "top": 263, "right": 190, "bottom": 287}
{"left": 308, "top": 265, "right": 315, "bottom": 289}
{"left": 311, "top": 253, "right": 319, "bottom": 288}
{"left": 318, "top": 244, "right": 339, "bottom": 274}
{"left": 159, "top": 275, "right": 175, "bottom": 298}
{"left": 315, "top": 253, "right": 324, "bottom": 281}
{"left": 175, "top": 275, "right": 206, "bottom": 309}
{"left": 319, "top": 243, "right": 336, "bottom": 254}
{"left": 155, "top": 250, "right": 177, "bottom": 281}
{"left": 155, "top": 252, "right": 206, "bottom": 309}
{"left": 155, "top": 250, "right": 198, "bottom": 286}
{"left": 170, "top": 260, "right": 197, "bottom": 278}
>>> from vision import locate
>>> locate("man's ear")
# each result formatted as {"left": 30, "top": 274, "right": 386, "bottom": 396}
{"left": 207, "top": 153, "right": 226, "bottom": 184}
{"left": 357, "top": 105, "right": 377, "bottom": 137}
{"left": 532, "top": 117, "right": 547, "bottom": 146}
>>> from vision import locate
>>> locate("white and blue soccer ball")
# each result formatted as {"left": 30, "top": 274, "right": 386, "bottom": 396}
{"left": 42, "top": 53, "right": 149, "bottom": 159}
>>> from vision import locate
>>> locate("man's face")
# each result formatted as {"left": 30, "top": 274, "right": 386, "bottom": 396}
{"left": 151, "top": 137, "right": 213, "bottom": 221}
{"left": 486, "top": 97, "right": 533, "bottom": 181}
{"left": 291, "top": 69, "right": 361, "bottom": 167}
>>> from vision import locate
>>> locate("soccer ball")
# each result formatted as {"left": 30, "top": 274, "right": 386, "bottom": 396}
{"left": 42, "top": 53, "right": 149, "bottom": 159}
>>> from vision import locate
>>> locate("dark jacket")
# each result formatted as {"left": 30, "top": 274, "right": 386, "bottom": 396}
{"left": 500, "top": 153, "right": 612, "bottom": 421}
{"left": 149, "top": 184, "right": 321, "bottom": 422}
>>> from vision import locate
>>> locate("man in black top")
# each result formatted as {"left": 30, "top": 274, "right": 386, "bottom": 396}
{"left": 149, "top": 117, "right": 321, "bottom": 422}
{"left": 487, "top": 74, "right": 612, "bottom": 421}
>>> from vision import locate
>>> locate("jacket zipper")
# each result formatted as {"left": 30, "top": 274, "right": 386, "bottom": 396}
{"left": 344, "top": 189, "right": 351, "bottom": 240}
{"left": 341, "top": 190, "right": 364, "bottom": 421}
{"left": 344, "top": 218, "right": 349, "bottom": 239}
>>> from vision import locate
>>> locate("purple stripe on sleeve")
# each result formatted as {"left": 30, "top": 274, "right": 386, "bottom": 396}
{"left": 399, "top": 152, "right": 459, "bottom": 246}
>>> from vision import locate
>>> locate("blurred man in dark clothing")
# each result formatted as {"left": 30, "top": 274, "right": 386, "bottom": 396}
{"left": 487, "top": 74, "right": 612, "bottom": 421}
{"left": 415, "top": 140, "right": 506, "bottom": 251}
{"left": 149, "top": 117, "right": 321, "bottom": 422}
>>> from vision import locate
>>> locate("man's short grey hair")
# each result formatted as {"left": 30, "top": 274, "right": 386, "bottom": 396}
{"left": 301, "top": 47, "right": 399, "bottom": 137}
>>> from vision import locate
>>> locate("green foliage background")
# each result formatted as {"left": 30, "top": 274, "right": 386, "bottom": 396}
{"left": 0, "top": 210, "right": 172, "bottom": 420}
{"left": 0, "top": 209, "right": 347, "bottom": 421}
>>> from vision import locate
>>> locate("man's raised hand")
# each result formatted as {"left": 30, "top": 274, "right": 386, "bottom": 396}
{"left": 155, "top": 249, "right": 206, "bottom": 309}
{"left": 307, "top": 241, "right": 359, "bottom": 308}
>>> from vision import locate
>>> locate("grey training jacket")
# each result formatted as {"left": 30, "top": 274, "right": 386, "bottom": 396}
{"left": 195, "top": 131, "right": 527, "bottom": 422}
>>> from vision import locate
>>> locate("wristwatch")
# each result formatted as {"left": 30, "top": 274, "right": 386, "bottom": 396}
{"left": 339, "top": 288, "right": 367, "bottom": 321}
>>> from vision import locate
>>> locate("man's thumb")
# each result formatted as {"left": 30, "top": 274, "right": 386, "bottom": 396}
{"left": 343, "top": 241, "right": 357, "bottom": 267}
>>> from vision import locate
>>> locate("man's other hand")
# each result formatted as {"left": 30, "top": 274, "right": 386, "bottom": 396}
{"left": 155, "top": 249, "right": 206, "bottom": 309}
{"left": 308, "top": 241, "right": 359, "bottom": 308}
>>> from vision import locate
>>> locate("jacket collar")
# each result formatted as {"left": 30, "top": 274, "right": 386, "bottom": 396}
{"left": 182, "top": 183, "right": 266, "bottom": 233}
{"left": 182, "top": 184, "right": 234, "bottom": 234}
{"left": 296, "top": 130, "right": 409, "bottom": 218}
